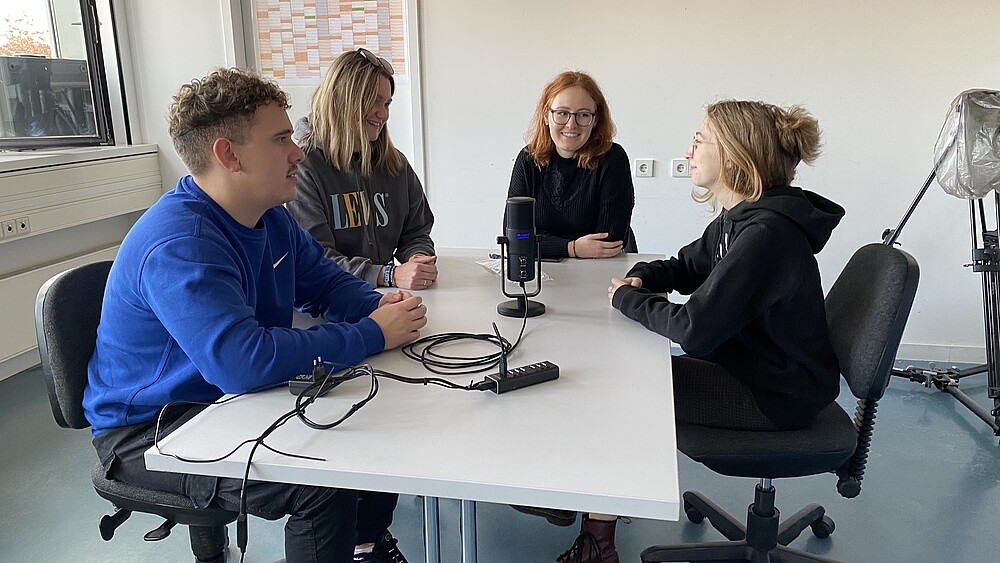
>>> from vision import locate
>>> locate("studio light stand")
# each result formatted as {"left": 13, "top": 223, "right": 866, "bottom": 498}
{"left": 883, "top": 89, "right": 1000, "bottom": 440}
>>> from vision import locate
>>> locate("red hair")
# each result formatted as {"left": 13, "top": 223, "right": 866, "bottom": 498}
{"left": 525, "top": 71, "right": 616, "bottom": 170}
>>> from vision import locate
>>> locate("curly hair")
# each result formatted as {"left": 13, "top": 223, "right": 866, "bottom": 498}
{"left": 701, "top": 100, "right": 821, "bottom": 203}
{"left": 167, "top": 67, "right": 290, "bottom": 174}
{"left": 525, "top": 71, "right": 616, "bottom": 170}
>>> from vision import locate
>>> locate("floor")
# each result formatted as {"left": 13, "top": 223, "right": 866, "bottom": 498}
{"left": 1, "top": 361, "right": 998, "bottom": 563}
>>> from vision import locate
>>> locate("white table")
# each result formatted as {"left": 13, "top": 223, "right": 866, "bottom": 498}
{"left": 146, "top": 249, "right": 679, "bottom": 562}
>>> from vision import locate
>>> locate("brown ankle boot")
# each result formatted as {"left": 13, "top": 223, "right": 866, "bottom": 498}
{"left": 555, "top": 515, "right": 619, "bottom": 563}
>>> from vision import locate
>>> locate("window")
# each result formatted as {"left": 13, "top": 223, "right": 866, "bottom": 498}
{"left": 0, "top": 0, "right": 114, "bottom": 149}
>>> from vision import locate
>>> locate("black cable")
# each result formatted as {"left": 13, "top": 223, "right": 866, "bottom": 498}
{"left": 291, "top": 361, "right": 496, "bottom": 431}
{"left": 401, "top": 283, "right": 529, "bottom": 374}
{"left": 153, "top": 381, "right": 324, "bottom": 562}
{"left": 371, "top": 369, "right": 484, "bottom": 389}
{"left": 493, "top": 322, "right": 508, "bottom": 377}
{"left": 294, "top": 364, "right": 380, "bottom": 430}
{"left": 152, "top": 381, "right": 317, "bottom": 464}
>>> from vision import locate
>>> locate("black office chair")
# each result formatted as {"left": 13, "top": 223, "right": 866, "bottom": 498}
{"left": 35, "top": 260, "right": 237, "bottom": 563}
{"left": 641, "top": 243, "right": 920, "bottom": 563}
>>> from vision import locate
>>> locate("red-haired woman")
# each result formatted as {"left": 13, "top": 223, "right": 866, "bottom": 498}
{"left": 507, "top": 71, "right": 636, "bottom": 259}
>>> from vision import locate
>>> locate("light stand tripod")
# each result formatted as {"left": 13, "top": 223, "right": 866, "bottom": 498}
{"left": 883, "top": 89, "right": 1000, "bottom": 440}
{"left": 884, "top": 183, "right": 1000, "bottom": 438}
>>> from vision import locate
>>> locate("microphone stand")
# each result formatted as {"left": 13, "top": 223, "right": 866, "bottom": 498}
{"left": 496, "top": 236, "right": 545, "bottom": 318}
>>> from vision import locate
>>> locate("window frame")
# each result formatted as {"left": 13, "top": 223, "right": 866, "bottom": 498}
{"left": 0, "top": 0, "right": 116, "bottom": 150}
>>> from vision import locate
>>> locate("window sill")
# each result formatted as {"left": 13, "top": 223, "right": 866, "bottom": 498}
{"left": 0, "top": 144, "right": 158, "bottom": 174}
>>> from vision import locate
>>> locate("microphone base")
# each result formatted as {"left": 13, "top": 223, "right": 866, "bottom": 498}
{"left": 497, "top": 298, "right": 545, "bottom": 318}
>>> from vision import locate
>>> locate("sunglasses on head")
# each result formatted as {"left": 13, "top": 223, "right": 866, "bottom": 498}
{"left": 356, "top": 48, "right": 394, "bottom": 75}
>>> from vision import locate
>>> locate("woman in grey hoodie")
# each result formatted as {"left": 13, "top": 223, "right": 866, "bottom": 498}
{"left": 287, "top": 48, "right": 428, "bottom": 563}
{"left": 288, "top": 48, "right": 437, "bottom": 292}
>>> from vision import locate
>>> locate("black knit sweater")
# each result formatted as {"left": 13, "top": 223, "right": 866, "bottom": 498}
{"left": 507, "top": 143, "right": 636, "bottom": 258}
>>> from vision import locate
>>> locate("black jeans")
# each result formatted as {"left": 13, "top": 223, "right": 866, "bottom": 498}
{"left": 356, "top": 490, "right": 398, "bottom": 544}
{"left": 94, "top": 405, "right": 360, "bottom": 563}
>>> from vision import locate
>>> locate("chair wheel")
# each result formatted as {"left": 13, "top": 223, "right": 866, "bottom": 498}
{"left": 810, "top": 515, "right": 835, "bottom": 538}
{"left": 683, "top": 499, "right": 704, "bottom": 524}
{"left": 837, "top": 476, "right": 861, "bottom": 498}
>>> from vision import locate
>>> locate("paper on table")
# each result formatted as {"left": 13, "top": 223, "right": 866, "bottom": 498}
{"left": 476, "top": 258, "right": 553, "bottom": 282}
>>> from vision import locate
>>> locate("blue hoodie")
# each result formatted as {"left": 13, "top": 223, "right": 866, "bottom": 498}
{"left": 84, "top": 176, "right": 385, "bottom": 434}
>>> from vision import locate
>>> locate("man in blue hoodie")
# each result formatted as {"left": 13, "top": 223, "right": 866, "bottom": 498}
{"left": 84, "top": 67, "right": 427, "bottom": 563}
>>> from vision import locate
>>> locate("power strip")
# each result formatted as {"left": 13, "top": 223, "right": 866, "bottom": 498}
{"left": 485, "top": 361, "right": 559, "bottom": 394}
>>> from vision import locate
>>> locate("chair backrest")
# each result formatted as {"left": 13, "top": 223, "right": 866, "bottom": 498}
{"left": 34, "top": 260, "right": 113, "bottom": 430}
{"left": 825, "top": 243, "right": 919, "bottom": 402}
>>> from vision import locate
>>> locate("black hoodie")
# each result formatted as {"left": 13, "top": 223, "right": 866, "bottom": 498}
{"left": 611, "top": 186, "right": 845, "bottom": 427}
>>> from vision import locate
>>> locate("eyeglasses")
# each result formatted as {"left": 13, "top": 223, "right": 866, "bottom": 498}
{"left": 690, "top": 136, "right": 715, "bottom": 154}
{"left": 356, "top": 47, "right": 394, "bottom": 75}
{"left": 549, "top": 109, "right": 596, "bottom": 127}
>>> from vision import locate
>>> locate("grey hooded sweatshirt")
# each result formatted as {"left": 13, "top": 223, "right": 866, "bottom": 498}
{"left": 287, "top": 117, "right": 435, "bottom": 287}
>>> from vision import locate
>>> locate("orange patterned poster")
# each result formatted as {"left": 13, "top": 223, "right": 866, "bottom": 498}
{"left": 255, "top": 0, "right": 406, "bottom": 80}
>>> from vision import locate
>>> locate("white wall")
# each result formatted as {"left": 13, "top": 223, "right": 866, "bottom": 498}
{"left": 119, "top": 0, "right": 1000, "bottom": 361}
{"left": 417, "top": 0, "right": 1000, "bottom": 361}
{"left": 121, "top": 1, "right": 234, "bottom": 188}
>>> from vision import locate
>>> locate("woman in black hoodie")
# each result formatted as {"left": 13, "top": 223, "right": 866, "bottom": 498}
{"left": 610, "top": 100, "right": 845, "bottom": 432}
{"left": 556, "top": 101, "right": 845, "bottom": 563}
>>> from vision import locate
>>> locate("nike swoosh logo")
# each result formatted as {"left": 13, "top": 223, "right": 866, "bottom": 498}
{"left": 273, "top": 252, "right": 289, "bottom": 269}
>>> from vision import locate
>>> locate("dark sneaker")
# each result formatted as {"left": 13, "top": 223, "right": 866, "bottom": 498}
{"left": 354, "top": 530, "right": 408, "bottom": 563}
{"left": 511, "top": 504, "right": 578, "bottom": 527}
